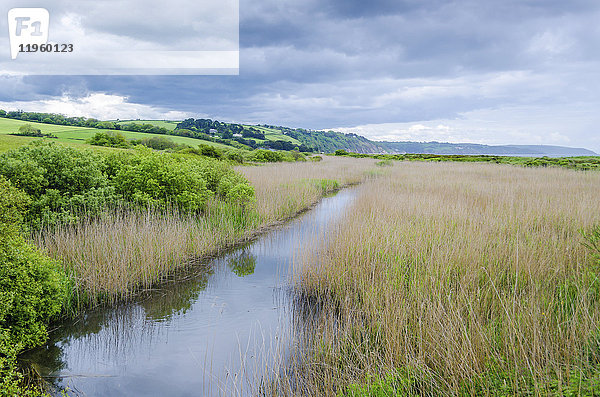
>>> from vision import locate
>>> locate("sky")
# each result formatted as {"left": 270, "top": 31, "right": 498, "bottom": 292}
{"left": 1, "top": 0, "right": 600, "bottom": 152}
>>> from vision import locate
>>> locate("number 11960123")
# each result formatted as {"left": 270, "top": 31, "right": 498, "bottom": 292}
{"left": 18, "top": 43, "right": 73, "bottom": 53}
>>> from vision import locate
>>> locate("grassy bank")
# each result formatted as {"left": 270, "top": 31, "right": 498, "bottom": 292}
{"left": 34, "top": 155, "right": 375, "bottom": 306}
{"left": 277, "top": 162, "right": 600, "bottom": 395}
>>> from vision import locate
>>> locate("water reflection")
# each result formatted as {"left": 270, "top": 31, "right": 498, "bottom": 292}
{"left": 23, "top": 188, "right": 359, "bottom": 396}
{"left": 228, "top": 250, "right": 257, "bottom": 277}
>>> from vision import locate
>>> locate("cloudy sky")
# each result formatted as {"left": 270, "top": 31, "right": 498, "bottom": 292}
{"left": 1, "top": 0, "right": 600, "bottom": 151}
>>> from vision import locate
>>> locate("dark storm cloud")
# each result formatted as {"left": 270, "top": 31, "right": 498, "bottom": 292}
{"left": 2, "top": 0, "right": 600, "bottom": 150}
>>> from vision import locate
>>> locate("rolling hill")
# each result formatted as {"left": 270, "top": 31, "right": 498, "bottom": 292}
{"left": 0, "top": 110, "right": 596, "bottom": 156}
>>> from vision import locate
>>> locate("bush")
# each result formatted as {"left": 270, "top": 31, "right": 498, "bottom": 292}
{"left": 335, "top": 149, "right": 349, "bottom": 156}
{"left": 216, "top": 173, "right": 255, "bottom": 205}
{"left": 111, "top": 148, "right": 211, "bottom": 211}
{"left": 138, "top": 136, "right": 186, "bottom": 151}
{"left": 0, "top": 142, "right": 113, "bottom": 227}
{"left": 87, "top": 131, "right": 130, "bottom": 148}
{"left": 0, "top": 178, "right": 69, "bottom": 395}
{"left": 197, "top": 144, "right": 222, "bottom": 159}
{"left": 178, "top": 144, "right": 223, "bottom": 159}
{"left": 224, "top": 149, "right": 246, "bottom": 164}
{"left": 110, "top": 148, "right": 254, "bottom": 211}
{"left": 0, "top": 235, "right": 69, "bottom": 351}
{"left": 283, "top": 150, "right": 307, "bottom": 162}
{"left": 309, "top": 155, "right": 323, "bottom": 162}
{"left": 0, "top": 142, "right": 255, "bottom": 225}
{"left": 247, "top": 149, "right": 284, "bottom": 163}
{"left": 0, "top": 176, "right": 30, "bottom": 235}
{"left": 0, "top": 142, "right": 107, "bottom": 198}
{"left": 10, "top": 124, "right": 56, "bottom": 139}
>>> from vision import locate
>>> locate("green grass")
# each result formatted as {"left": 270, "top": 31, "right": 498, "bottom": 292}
{"left": 0, "top": 118, "right": 232, "bottom": 152}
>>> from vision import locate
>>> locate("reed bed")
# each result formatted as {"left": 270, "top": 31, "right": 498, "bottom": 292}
{"left": 237, "top": 156, "right": 376, "bottom": 222}
{"left": 35, "top": 157, "right": 376, "bottom": 305}
{"left": 278, "top": 162, "right": 600, "bottom": 395}
{"left": 34, "top": 200, "right": 253, "bottom": 305}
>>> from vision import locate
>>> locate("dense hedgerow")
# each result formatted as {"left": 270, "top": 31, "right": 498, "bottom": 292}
{"left": 0, "top": 142, "right": 255, "bottom": 227}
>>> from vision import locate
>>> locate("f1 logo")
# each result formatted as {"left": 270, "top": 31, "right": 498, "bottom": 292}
{"left": 7, "top": 8, "right": 49, "bottom": 59}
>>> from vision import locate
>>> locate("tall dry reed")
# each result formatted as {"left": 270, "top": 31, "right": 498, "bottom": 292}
{"left": 237, "top": 156, "right": 376, "bottom": 223}
{"left": 35, "top": 201, "right": 253, "bottom": 305}
{"left": 279, "top": 162, "right": 600, "bottom": 395}
{"left": 35, "top": 157, "right": 376, "bottom": 305}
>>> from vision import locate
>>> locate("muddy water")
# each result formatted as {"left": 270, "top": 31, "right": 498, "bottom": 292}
{"left": 23, "top": 188, "right": 358, "bottom": 396}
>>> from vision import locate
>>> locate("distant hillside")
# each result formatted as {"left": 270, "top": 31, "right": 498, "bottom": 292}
{"left": 261, "top": 125, "right": 597, "bottom": 156}
{"left": 377, "top": 141, "right": 597, "bottom": 156}
{"left": 259, "top": 125, "right": 384, "bottom": 153}
{"left": 0, "top": 109, "right": 595, "bottom": 156}
{"left": 503, "top": 145, "right": 596, "bottom": 157}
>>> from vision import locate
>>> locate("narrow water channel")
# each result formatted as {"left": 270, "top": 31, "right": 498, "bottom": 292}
{"left": 23, "top": 187, "right": 359, "bottom": 396}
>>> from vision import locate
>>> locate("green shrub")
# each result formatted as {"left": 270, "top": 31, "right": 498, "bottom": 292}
{"left": 138, "top": 136, "right": 187, "bottom": 151}
{"left": 335, "top": 149, "right": 349, "bottom": 156}
{"left": 0, "top": 176, "right": 30, "bottom": 235}
{"left": 309, "top": 155, "right": 323, "bottom": 162}
{"left": 0, "top": 142, "right": 107, "bottom": 198}
{"left": 247, "top": 149, "right": 284, "bottom": 163}
{"left": 111, "top": 148, "right": 211, "bottom": 211}
{"left": 224, "top": 149, "right": 246, "bottom": 164}
{"left": 223, "top": 149, "right": 245, "bottom": 163}
{"left": 178, "top": 144, "right": 224, "bottom": 160}
{"left": 197, "top": 144, "right": 222, "bottom": 159}
{"left": 289, "top": 150, "right": 307, "bottom": 162}
{"left": 10, "top": 124, "right": 56, "bottom": 140}
{"left": 216, "top": 173, "right": 255, "bottom": 205}
{"left": 0, "top": 235, "right": 69, "bottom": 351}
{"left": 0, "top": 142, "right": 113, "bottom": 227}
{"left": 0, "top": 178, "right": 69, "bottom": 396}
{"left": 87, "top": 131, "right": 130, "bottom": 148}
{"left": 0, "top": 142, "right": 255, "bottom": 225}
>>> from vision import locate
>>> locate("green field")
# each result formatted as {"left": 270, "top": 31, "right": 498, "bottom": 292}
{"left": 0, "top": 118, "right": 232, "bottom": 152}
{"left": 112, "top": 119, "right": 302, "bottom": 145}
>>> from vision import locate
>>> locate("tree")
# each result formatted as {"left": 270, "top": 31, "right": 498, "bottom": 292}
{"left": 17, "top": 124, "right": 42, "bottom": 136}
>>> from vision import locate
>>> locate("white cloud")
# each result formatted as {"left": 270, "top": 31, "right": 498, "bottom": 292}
{"left": 0, "top": 93, "right": 191, "bottom": 120}
{"left": 332, "top": 103, "right": 600, "bottom": 152}
{"left": 528, "top": 30, "right": 573, "bottom": 57}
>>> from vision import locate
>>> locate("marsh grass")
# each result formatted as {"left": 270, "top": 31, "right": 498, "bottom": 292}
{"left": 35, "top": 156, "right": 376, "bottom": 306}
{"left": 34, "top": 200, "right": 258, "bottom": 307}
{"left": 237, "top": 156, "right": 375, "bottom": 223}
{"left": 270, "top": 162, "right": 600, "bottom": 396}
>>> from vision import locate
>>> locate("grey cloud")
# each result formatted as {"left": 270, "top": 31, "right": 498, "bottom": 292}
{"left": 2, "top": 0, "right": 600, "bottom": 151}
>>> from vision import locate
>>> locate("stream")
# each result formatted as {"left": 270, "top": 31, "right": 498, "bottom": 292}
{"left": 23, "top": 187, "right": 359, "bottom": 396}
